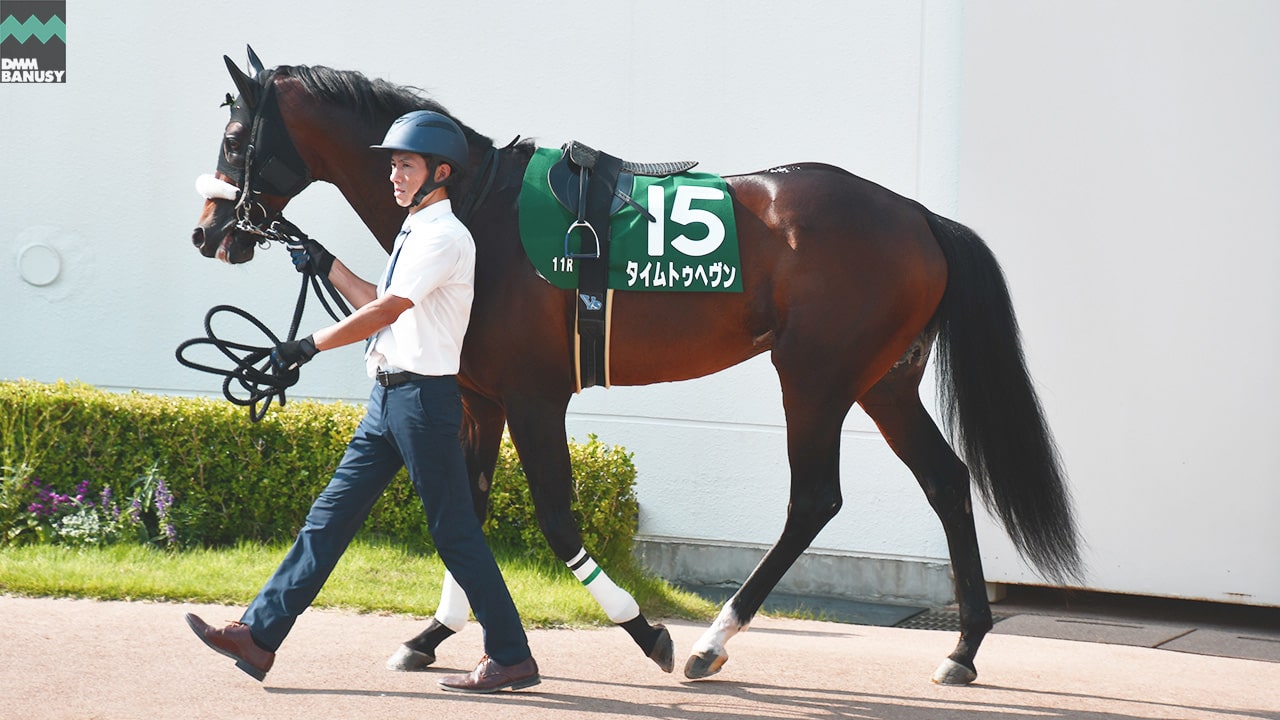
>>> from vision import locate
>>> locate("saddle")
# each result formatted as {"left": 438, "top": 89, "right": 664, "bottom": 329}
{"left": 550, "top": 141, "right": 697, "bottom": 390}
{"left": 549, "top": 141, "right": 698, "bottom": 257}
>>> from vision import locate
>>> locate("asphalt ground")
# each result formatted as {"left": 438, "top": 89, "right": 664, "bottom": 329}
{"left": 2, "top": 593, "right": 1276, "bottom": 720}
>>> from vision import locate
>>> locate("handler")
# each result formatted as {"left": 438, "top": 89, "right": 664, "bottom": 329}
{"left": 185, "top": 110, "right": 540, "bottom": 694}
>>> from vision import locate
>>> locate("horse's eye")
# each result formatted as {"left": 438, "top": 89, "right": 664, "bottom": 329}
{"left": 223, "top": 141, "right": 246, "bottom": 170}
{"left": 223, "top": 123, "right": 248, "bottom": 166}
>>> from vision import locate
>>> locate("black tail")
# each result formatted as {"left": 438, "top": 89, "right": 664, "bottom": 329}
{"left": 926, "top": 212, "right": 1084, "bottom": 584}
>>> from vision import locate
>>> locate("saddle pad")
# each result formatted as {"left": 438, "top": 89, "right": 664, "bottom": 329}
{"left": 518, "top": 147, "right": 742, "bottom": 292}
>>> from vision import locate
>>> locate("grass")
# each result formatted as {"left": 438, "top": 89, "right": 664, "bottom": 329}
{"left": 0, "top": 539, "right": 718, "bottom": 627}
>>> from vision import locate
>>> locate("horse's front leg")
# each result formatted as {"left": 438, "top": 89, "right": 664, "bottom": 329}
{"left": 387, "top": 387, "right": 506, "bottom": 671}
{"left": 506, "top": 396, "right": 674, "bottom": 672}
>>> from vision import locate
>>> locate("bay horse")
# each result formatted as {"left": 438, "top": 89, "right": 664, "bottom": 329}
{"left": 190, "top": 51, "right": 1082, "bottom": 686}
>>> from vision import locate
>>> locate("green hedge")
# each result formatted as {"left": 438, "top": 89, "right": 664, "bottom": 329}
{"left": 0, "top": 380, "right": 638, "bottom": 566}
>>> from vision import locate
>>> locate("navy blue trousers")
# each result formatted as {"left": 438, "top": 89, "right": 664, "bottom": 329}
{"left": 240, "top": 375, "right": 530, "bottom": 666}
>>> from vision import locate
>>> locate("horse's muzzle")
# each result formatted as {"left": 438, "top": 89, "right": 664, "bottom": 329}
{"left": 191, "top": 223, "right": 255, "bottom": 264}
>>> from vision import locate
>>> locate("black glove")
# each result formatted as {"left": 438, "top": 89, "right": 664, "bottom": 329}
{"left": 287, "top": 236, "right": 335, "bottom": 278}
{"left": 270, "top": 335, "right": 319, "bottom": 373}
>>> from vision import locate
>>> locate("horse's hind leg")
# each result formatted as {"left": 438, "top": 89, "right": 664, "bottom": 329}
{"left": 859, "top": 367, "right": 992, "bottom": 685}
{"left": 686, "top": 365, "right": 849, "bottom": 679}
{"left": 505, "top": 397, "right": 675, "bottom": 672}
{"left": 388, "top": 388, "right": 506, "bottom": 671}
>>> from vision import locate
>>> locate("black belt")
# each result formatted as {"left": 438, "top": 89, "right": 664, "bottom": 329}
{"left": 376, "top": 370, "right": 429, "bottom": 388}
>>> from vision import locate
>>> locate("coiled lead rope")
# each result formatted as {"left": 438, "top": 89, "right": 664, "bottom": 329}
{"left": 176, "top": 219, "right": 349, "bottom": 422}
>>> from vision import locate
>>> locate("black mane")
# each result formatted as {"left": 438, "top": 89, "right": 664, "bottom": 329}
{"left": 273, "top": 64, "right": 494, "bottom": 147}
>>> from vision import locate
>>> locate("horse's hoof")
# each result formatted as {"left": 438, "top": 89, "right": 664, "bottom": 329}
{"left": 386, "top": 644, "right": 435, "bottom": 671}
{"left": 683, "top": 649, "right": 727, "bottom": 680}
{"left": 930, "top": 657, "right": 977, "bottom": 685}
{"left": 648, "top": 624, "right": 674, "bottom": 673}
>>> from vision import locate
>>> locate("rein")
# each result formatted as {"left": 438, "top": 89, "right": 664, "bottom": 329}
{"left": 455, "top": 142, "right": 506, "bottom": 225}
{"left": 176, "top": 219, "right": 349, "bottom": 423}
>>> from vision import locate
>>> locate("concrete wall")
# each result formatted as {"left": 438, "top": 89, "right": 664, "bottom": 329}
{"left": 3, "top": 1, "right": 1275, "bottom": 607}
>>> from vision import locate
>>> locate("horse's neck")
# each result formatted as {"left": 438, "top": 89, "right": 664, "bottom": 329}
{"left": 292, "top": 98, "right": 527, "bottom": 252}
{"left": 336, "top": 167, "right": 403, "bottom": 252}
{"left": 306, "top": 121, "right": 405, "bottom": 250}
{"left": 273, "top": 85, "right": 401, "bottom": 251}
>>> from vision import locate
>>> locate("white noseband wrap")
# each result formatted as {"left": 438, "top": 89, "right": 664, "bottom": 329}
{"left": 196, "top": 173, "right": 240, "bottom": 201}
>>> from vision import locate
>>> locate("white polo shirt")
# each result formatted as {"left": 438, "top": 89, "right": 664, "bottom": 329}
{"left": 365, "top": 199, "right": 475, "bottom": 377}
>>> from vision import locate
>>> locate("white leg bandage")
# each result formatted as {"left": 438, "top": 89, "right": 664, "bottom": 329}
{"left": 434, "top": 570, "right": 471, "bottom": 632}
{"left": 567, "top": 548, "right": 640, "bottom": 623}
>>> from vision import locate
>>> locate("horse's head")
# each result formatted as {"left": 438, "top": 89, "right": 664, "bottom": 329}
{"left": 192, "top": 47, "right": 312, "bottom": 264}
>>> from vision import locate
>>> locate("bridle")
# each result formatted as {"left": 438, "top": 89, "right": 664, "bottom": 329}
{"left": 215, "top": 58, "right": 313, "bottom": 245}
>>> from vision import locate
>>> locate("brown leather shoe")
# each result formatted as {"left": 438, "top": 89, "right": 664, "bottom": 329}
{"left": 184, "top": 613, "right": 275, "bottom": 681}
{"left": 438, "top": 654, "right": 540, "bottom": 694}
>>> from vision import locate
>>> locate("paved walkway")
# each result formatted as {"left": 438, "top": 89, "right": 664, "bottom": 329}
{"left": 2, "top": 594, "right": 1276, "bottom": 719}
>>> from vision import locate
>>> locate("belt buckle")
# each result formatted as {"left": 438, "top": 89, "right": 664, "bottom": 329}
{"left": 377, "top": 371, "right": 393, "bottom": 387}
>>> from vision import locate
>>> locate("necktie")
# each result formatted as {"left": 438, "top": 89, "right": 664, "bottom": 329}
{"left": 369, "top": 227, "right": 410, "bottom": 360}
{"left": 383, "top": 228, "right": 410, "bottom": 291}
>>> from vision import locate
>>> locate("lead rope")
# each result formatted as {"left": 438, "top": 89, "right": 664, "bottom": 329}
{"left": 176, "top": 218, "right": 349, "bottom": 422}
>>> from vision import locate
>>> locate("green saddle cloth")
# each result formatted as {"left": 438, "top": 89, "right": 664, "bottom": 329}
{"left": 517, "top": 147, "right": 742, "bottom": 292}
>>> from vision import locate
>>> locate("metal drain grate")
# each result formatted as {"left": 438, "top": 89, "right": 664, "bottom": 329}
{"left": 894, "top": 609, "right": 1006, "bottom": 632}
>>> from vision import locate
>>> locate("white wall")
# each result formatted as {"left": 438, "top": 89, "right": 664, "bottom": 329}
{"left": 3, "top": 1, "right": 1274, "bottom": 607}
{"left": 959, "top": 2, "right": 1280, "bottom": 606}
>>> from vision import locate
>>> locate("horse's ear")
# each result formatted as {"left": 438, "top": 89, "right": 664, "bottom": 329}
{"left": 246, "top": 45, "right": 265, "bottom": 76}
{"left": 224, "top": 54, "right": 260, "bottom": 110}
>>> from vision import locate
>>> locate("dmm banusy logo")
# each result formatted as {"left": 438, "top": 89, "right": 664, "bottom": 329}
{"left": 1, "top": 0, "right": 66, "bottom": 83}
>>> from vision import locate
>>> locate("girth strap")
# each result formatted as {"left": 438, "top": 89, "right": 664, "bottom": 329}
{"left": 560, "top": 140, "right": 697, "bottom": 391}
{"left": 574, "top": 149, "right": 625, "bottom": 390}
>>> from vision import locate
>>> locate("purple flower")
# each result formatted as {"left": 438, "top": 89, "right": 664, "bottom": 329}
{"left": 99, "top": 486, "right": 121, "bottom": 521}
{"left": 154, "top": 478, "right": 173, "bottom": 516}
{"left": 66, "top": 481, "right": 93, "bottom": 508}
